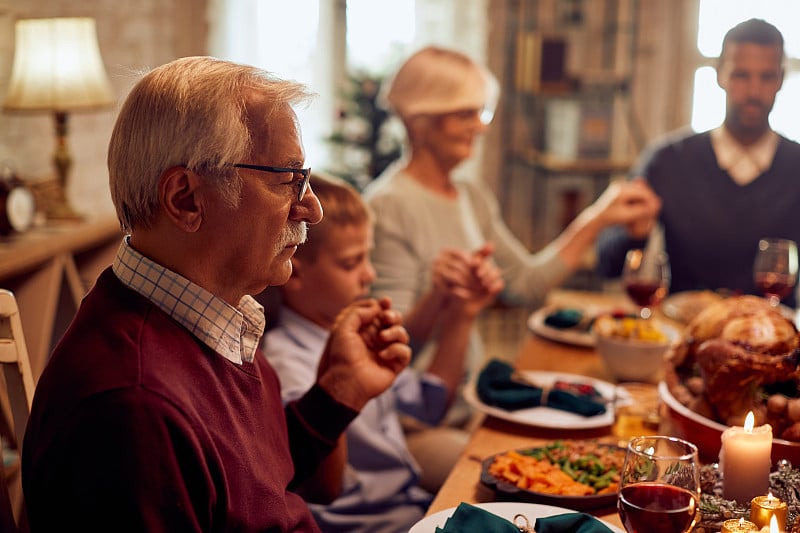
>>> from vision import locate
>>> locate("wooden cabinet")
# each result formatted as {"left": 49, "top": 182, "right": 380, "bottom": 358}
{"left": 0, "top": 216, "right": 122, "bottom": 380}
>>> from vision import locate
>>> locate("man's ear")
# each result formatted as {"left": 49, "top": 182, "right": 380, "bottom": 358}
{"left": 159, "top": 166, "right": 204, "bottom": 232}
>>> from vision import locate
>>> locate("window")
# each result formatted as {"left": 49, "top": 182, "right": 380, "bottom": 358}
{"left": 208, "top": 0, "right": 487, "bottom": 175}
{"left": 691, "top": 0, "right": 800, "bottom": 141}
{"left": 347, "top": 0, "right": 415, "bottom": 75}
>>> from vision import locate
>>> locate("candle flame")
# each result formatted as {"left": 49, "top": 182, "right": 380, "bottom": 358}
{"left": 744, "top": 411, "right": 755, "bottom": 432}
{"left": 768, "top": 491, "right": 774, "bottom": 501}
{"left": 770, "top": 514, "right": 778, "bottom": 533}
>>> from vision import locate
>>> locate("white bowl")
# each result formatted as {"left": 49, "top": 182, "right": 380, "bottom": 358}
{"left": 659, "top": 381, "right": 800, "bottom": 465}
{"left": 593, "top": 323, "right": 678, "bottom": 383}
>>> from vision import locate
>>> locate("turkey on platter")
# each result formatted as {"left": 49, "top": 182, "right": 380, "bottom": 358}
{"left": 664, "top": 295, "right": 800, "bottom": 441}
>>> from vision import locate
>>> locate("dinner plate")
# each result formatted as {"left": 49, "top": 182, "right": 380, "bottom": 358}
{"left": 479, "top": 442, "right": 626, "bottom": 511}
{"left": 661, "top": 291, "right": 797, "bottom": 325}
{"left": 463, "top": 370, "right": 618, "bottom": 429}
{"left": 660, "top": 291, "right": 723, "bottom": 324}
{"left": 408, "top": 501, "right": 625, "bottom": 533}
{"left": 527, "top": 305, "right": 599, "bottom": 347}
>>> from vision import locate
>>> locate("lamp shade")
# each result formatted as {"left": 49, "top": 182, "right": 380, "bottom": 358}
{"left": 3, "top": 17, "right": 113, "bottom": 112}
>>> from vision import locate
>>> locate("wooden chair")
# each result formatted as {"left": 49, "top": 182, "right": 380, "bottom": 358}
{"left": 0, "top": 288, "right": 34, "bottom": 533}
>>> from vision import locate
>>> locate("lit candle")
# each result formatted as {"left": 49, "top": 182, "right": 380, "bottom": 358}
{"left": 721, "top": 517, "right": 758, "bottom": 532}
{"left": 720, "top": 411, "right": 772, "bottom": 503}
{"left": 751, "top": 493, "right": 788, "bottom": 531}
{"left": 758, "top": 514, "right": 782, "bottom": 533}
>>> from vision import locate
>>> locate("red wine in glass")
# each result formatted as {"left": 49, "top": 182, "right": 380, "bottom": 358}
{"left": 753, "top": 238, "right": 798, "bottom": 307}
{"left": 618, "top": 483, "right": 698, "bottom": 533}
{"left": 622, "top": 250, "right": 670, "bottom": 319}
{"left": 618, "top": 436, "right": 700, "bottom": 533}
{"left": 624, "top": 281, "right": 668, "bottom": 308}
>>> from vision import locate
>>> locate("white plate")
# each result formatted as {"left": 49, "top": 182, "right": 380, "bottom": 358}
{"left": 408, "top": 502, "right": 625, "bottom": 533}
{"left": 660, "top": 291, "right": 723, "bottom": 324}
{"left": 463, "top": 370, "right": 618, "bottom": 429}
{"left": 527, "top": 306, "right": 598, "bottom": 347}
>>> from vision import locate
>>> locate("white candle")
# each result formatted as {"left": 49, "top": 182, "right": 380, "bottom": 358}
{"left": 720, "top": 411, "right": 773, "bottom": 503}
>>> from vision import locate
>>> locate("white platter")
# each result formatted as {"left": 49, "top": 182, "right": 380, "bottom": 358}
{"left": 527, "top": 306, "right": 598, "bottom": 347}
{"left": 408, "top": 501, "right": 624, "bottom": 533}
{"left": 463, "top": 370, "right": 618, "bottom": 430}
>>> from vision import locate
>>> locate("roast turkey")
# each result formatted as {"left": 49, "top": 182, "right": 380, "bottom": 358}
{"left": 664, "top": 295, "right": 800, "bottom": 440}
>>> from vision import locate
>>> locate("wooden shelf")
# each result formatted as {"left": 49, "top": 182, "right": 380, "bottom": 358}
{"left": 0, "top": 215, "right": 122, "bottom": 380}
{"left": 515, "top": 148, "right": 632, "bottom": 174}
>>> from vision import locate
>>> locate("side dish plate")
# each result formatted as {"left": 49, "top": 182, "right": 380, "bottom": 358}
{"left": 479, "top": 442, "right": 626, "bottom": 511}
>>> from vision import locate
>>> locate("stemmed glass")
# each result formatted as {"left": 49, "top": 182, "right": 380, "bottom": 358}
{"left": 617, "top": 436, "right": 700, "bottom": 533}
{"left": 753, "top": 238, "right": 798, "bottom": 307}
{"left": 622, "top": 250, "right": 671, "bottom": 319}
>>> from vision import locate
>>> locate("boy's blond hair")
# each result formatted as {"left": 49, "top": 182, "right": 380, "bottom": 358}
{"left": 295, "top": 173, "right": 373, "bottom": 262}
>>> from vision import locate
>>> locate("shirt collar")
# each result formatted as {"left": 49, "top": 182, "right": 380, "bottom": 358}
{"left": 710, "top": 126, "right": 778, "bottom": 185}
{"left": 112, "top": 236, "right": 265, "bottom": 364}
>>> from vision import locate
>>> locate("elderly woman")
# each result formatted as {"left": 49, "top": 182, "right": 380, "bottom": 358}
{"left": 363, "top": 45, "right": 660, "bottom": 410}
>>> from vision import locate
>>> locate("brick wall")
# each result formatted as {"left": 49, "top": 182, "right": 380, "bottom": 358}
{"left": 0, "top": 0, "right": 207, "bottom": 219}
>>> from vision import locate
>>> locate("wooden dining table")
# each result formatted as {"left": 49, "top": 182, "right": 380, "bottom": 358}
{"left": 425, "top": 288, "right": 675, "bottom": 530}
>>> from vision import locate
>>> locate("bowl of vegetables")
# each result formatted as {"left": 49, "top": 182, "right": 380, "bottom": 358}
{"left": 592, "top": 315, "right": 678, "bottom": 383}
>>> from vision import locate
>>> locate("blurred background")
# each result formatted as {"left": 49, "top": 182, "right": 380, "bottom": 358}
{"left": 0, "top": 0, "right": 797, "bottom": 252}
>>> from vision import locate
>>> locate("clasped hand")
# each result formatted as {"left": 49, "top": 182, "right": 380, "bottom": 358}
{"left": 316, "top": 297, "right": 412, "bottom": 411}
{"left": 432, "top": 242, "right": 505, "bottom": 316}
{"left": 591, "top": 178, "right": 661, "bottom": 238}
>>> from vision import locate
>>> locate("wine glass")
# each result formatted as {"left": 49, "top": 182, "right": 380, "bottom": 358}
{"left": 622, "top": 250, "right": 670, "bottom": 319}
{"left": 617, "top": 436, "right": 700, "bottom": 533}
{"left": 753, "top": 238, "right": 798, "bottom": 307}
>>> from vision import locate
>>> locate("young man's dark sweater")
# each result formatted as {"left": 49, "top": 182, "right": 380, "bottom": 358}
{"left": 596, "top": 131, "right": 800, "bottom": 308}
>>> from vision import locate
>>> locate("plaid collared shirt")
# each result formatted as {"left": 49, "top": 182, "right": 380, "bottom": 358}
{"left": 112, "top": 236, "right": 265, "bottom": 364}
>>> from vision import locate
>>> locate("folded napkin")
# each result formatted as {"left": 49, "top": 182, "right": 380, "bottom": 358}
{"left": 544, "top": 308, "right": 584, "bottom": 329}
{"left": 476, "top": 359, "right": 606, "bottom": 417}
{"left": 435, "top": 502, "right": 615, "bottom": 533}
{"left": 536, "top": 513, "right": 616, "bottom": 533}
{"left": 435, "top": 502, "right": 519, "bottom": 533}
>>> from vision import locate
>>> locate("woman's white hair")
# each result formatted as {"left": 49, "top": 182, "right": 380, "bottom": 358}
{"left": 380, "top": 46, "right": 499, "bottom": 123}
{"left": 108, "top": 56, "right": 313, "bottom": 233}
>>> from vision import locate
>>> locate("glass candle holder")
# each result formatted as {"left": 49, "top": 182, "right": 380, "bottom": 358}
{"left": 750, "top": 494, "right": 788, "bottom": 531}
{"left": 721, "top": 517, "right": 758, "bottom": 533}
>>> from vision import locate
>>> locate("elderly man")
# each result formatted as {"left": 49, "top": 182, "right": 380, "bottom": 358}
{"left": 596, "top": 18, "right": 800, "bottom": 307}
{"left": 22, "top": 56, "right": 411, "bottom": 532}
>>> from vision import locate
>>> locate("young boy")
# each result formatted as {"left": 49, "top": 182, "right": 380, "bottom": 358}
{"left": 262, "top": 173, "right": 503, "bottom": 533}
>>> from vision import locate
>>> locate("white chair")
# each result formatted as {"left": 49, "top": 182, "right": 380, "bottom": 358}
{"left": 0, "top": 288, "right": 34, "bottom": 533}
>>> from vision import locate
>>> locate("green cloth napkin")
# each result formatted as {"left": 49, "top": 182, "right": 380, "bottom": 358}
{"left": 435, "top": 502, "right": 519, "bottom": 533}
{"left": 434, "top": 503, "right": 615, "bottom": 533}
{"left": 536, "top": 513, "right": 616, "bottom": 533}
{"left": 476, "top": 359, "right": 606, "bottom": 417}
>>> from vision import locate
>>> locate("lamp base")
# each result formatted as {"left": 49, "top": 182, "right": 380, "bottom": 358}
{"left": 46, "top": 201, "right": 83, "bottom": 221}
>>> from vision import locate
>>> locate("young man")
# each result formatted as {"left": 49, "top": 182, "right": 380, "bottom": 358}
{"left": 596, "top": 18, "right": 800, "bottom": 307}
{"left": 263, "top": 173, "right": 503, "bottom": 533}
{"left": 22, "top": 57, "right": 411, "bottom": 532}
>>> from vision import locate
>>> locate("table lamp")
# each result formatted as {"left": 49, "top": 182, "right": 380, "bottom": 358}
{"left": 3, "top": 17, "right": 114, "bottom": 220}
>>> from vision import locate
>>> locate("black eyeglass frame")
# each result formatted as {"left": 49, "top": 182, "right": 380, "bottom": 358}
{"left": 233, "top": 164, "right": 311, "bottom": 201}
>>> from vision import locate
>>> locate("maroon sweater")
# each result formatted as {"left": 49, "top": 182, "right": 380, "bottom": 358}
{"left": 22, "top": 269, "right": 356, "bottom": 532}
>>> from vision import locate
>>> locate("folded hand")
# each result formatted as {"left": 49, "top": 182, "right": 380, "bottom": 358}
{"left": 316, "top": 297, "right": 411, "bottom": 411}
{"left": 432, "top": 243, "right": 505, "bottom": 316}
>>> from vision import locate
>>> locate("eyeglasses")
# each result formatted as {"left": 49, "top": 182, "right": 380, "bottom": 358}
{"left": 233, "top": 164, "right": 311, "bottom": 202}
